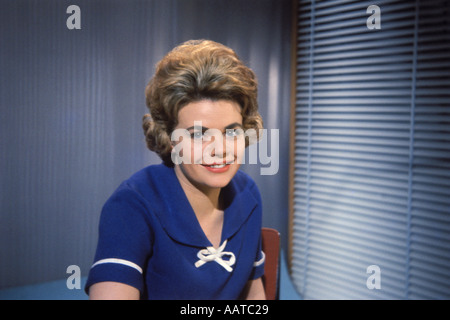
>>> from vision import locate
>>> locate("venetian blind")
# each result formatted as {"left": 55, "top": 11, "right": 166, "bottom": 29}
{"left": 290, "top": 0, "right": 450, "bottom": 299}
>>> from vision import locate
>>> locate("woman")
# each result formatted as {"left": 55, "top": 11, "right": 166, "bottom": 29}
{"left": 85, "top": 40, "right": 266, "bottom": 299}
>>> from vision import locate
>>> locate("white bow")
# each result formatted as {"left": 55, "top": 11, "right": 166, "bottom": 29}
{"left": 194, "top": 240, "right": 236, "bottom": 272}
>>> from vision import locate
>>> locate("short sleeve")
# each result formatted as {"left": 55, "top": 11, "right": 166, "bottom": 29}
{"left": 249, "top": 236, "right": 265, "bottom": 280}
{"left": 247, "top": 182, "right": 265, "bottom": 280}
{"left": 85, "top": 184, "right": 153, "bottom": 295}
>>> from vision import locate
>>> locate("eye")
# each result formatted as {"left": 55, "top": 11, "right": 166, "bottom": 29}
{"left": 225, "top": 128, "right": 243, "bottom": 138}
{"left": 190, "top": 131, "right": 204, "bottom": 140}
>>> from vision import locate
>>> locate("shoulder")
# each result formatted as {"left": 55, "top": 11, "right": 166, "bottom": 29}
{"left": 117, "top": 164, "right": 172, "bottom": 197}
{"left": 103, "top": 164, "right": 172, "bottom": 212}
{"left": 99, "top": 165, "right": 172, "bottom": 231}
{"left": 125, "top": 163, "right": 171, "bottom": 188}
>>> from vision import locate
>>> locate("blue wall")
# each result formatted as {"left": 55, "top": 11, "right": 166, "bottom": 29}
{"left": 0, "top": 0, "right": 292, "bottom": 288}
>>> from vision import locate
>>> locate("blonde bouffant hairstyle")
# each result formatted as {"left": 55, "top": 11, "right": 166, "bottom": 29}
{"left": 143, "top": 39, "right": 263, "bottom": 166}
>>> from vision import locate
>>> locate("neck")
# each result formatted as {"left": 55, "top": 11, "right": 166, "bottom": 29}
{"left": 174, "top": 166, "right": 222, "bottom": 215}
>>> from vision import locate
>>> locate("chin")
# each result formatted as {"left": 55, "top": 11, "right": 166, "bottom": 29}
{"left": 200, "top": 163, "right": 240, "bottom": 188}
{"left": 181, "top": 162, "right": 240, "bottom": 190}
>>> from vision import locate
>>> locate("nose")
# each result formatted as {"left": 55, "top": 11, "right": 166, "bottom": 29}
{"left": 202, "top": 131, "right": 236, "bottom": 165}
{"left": 208, "top": 133, "right": 227, "bottom": 159}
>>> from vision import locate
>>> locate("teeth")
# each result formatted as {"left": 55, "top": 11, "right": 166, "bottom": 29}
{"left": 210, "top": 164, "right": 226, "bottom": 168}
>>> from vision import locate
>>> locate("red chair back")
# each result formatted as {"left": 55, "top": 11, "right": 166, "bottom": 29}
{"left": 261, "top": 227, "right": 280, "bottom": 300}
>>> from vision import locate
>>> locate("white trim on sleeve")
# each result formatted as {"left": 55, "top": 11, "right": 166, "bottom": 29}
{"left": 91, "top": 258, "right": 143, "bottom": 274}
{"left": 253, "top": 251, "right": 265, "bottom": 267}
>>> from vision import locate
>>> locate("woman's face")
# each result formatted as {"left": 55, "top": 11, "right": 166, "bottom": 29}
{"left": 172, "top": 99, "right": 245, "bottom": 191}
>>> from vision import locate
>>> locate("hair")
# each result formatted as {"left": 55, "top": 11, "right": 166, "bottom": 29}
{"left": 142, "top": 39, "right": 263, "bottom": 166}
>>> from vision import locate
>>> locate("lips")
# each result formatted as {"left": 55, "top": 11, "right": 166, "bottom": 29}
{"left": 208, "top": 163, "right": 227, "bottom": 168}
{"left": 201, "top": 162, "right": 232, "bottom": 173}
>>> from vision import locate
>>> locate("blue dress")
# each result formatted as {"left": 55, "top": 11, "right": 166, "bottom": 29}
{"left": 85, "top": 164, "right": 265, "bottom": 299}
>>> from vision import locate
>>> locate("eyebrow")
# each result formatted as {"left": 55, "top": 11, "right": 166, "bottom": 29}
{"left": 185, "top": 122, "right": 243, "bottom": 131}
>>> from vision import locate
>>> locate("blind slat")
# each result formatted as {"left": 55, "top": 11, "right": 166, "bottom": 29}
{"left": 291, "top": 0, "right": 450, "bottom": 299}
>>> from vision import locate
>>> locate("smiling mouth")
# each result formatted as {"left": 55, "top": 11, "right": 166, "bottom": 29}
{"left": 201, "top": 162, "right": 233, "bottom": 172}
{"left": 206, "top": 163, "right": 227, "bottom": 168}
